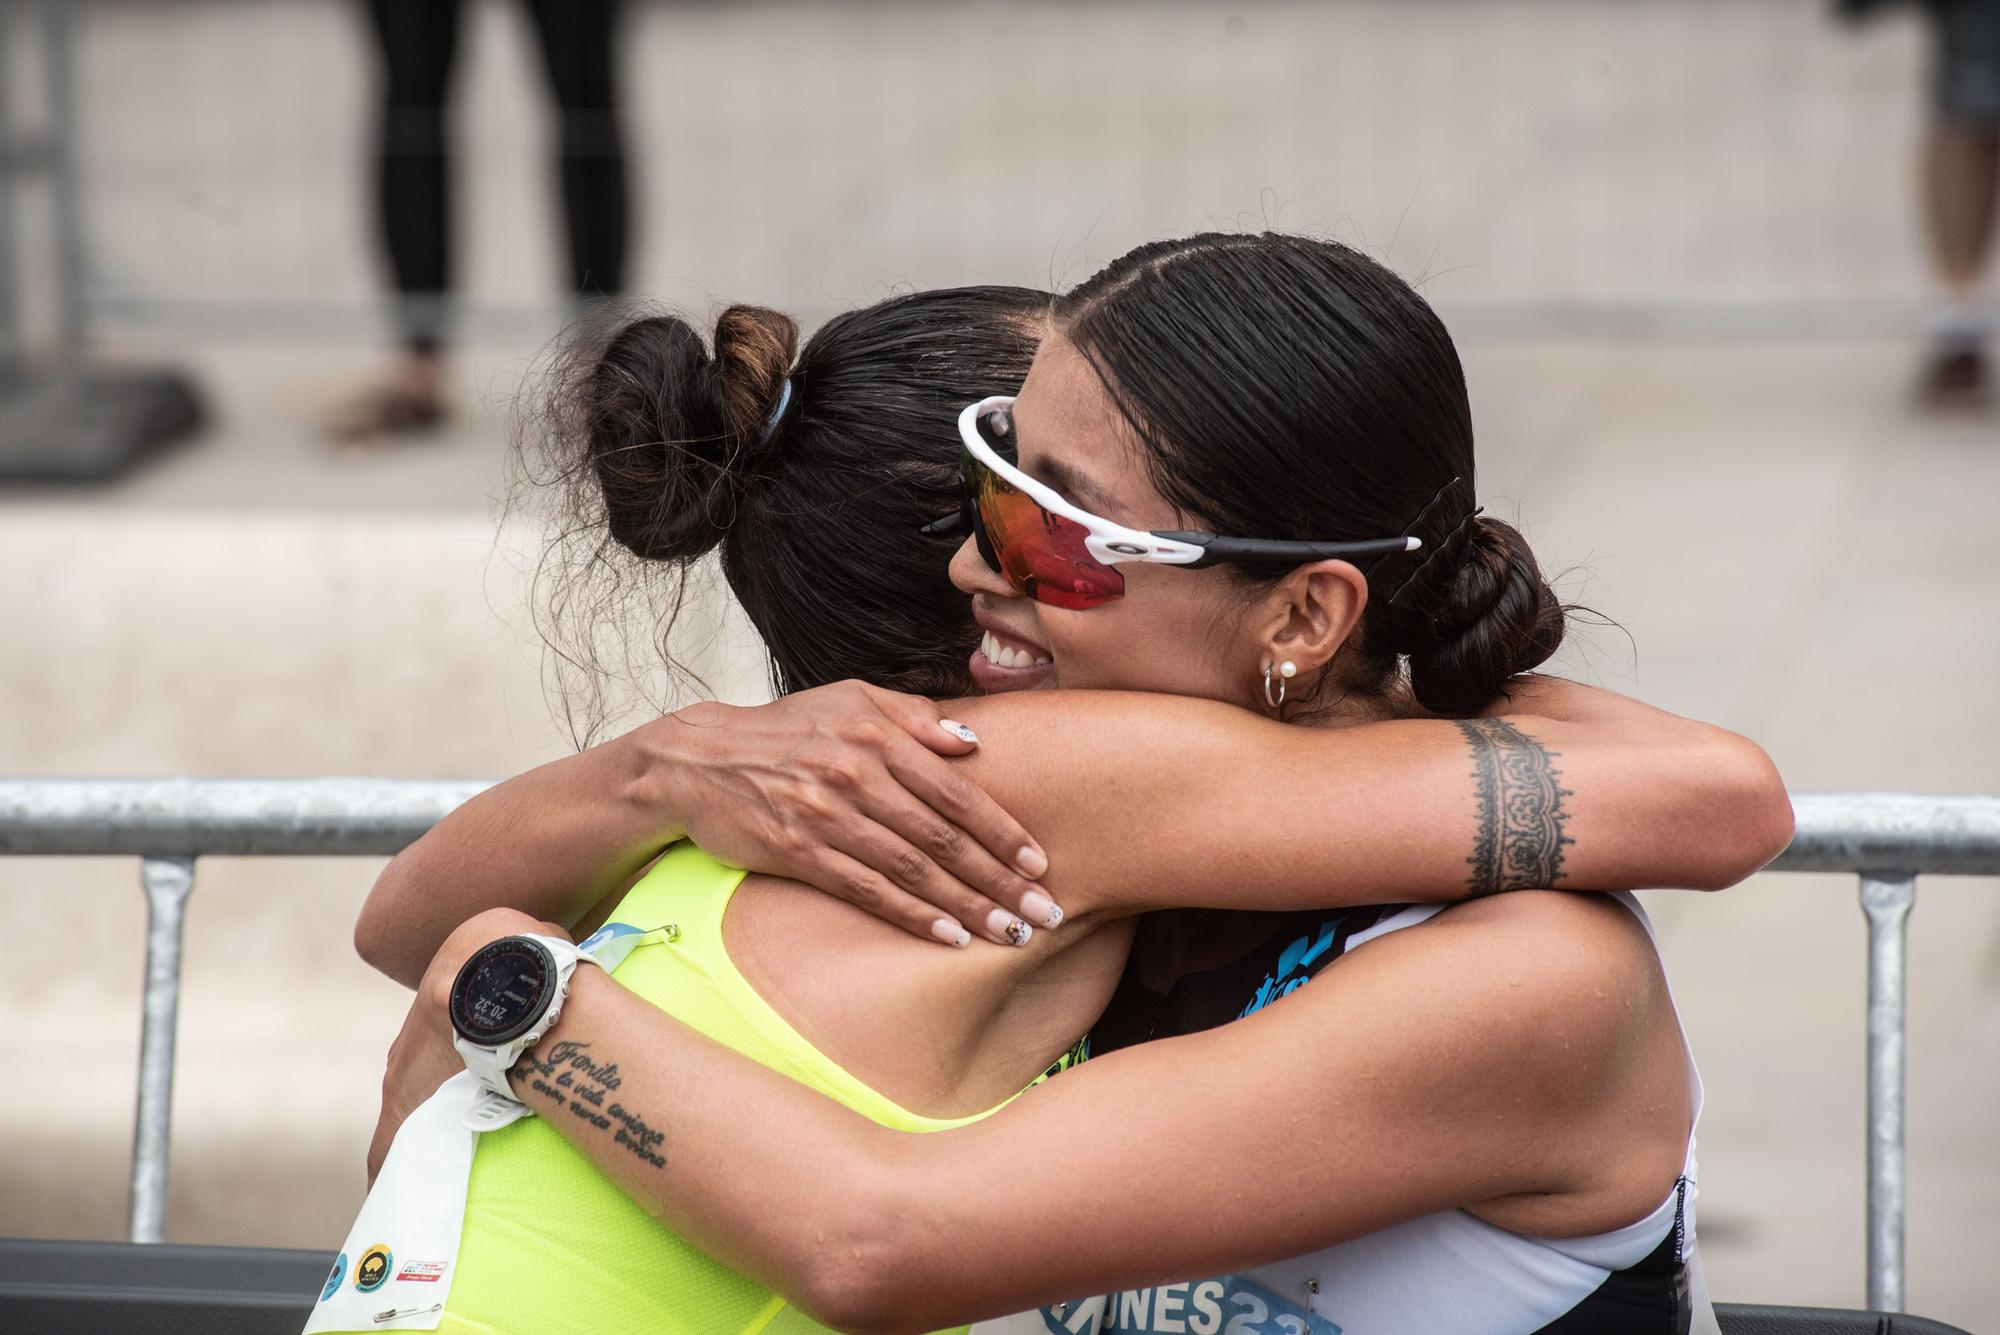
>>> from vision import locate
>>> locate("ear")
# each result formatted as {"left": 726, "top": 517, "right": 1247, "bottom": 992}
{"left": 1253, "top": 560, "right": 1370, "bottom": 679}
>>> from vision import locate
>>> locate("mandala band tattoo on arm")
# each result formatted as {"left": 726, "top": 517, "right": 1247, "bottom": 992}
{"left": 1456, "top": 717, "right": 1573, "bottom": 896}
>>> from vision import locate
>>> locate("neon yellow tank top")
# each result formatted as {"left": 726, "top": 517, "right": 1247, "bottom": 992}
{"left": 434, "top": 843, "right": 1011, "bottom": 1335}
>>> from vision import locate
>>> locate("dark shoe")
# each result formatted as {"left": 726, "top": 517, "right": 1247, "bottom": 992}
{"left": 1915, "top": 344, "right": 1991, "bottom": 410}
{"left": 323, "top": 382, "right": 447, "bottom": 446}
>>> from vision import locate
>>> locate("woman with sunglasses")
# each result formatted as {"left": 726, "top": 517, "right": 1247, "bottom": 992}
{"left": 345, "top": 258, "right": 1788, "bottom": 1335}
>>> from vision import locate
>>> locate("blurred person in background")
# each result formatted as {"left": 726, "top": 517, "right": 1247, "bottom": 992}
{"left": 328, "top": 0, "right": 628, "bottom": 444}
{"left": 1841, "top": 0, "right": 2000, "bottom": 406}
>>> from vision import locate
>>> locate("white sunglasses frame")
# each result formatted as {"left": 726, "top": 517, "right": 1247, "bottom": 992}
{"left": 959, "top": 396, "right": 1210, "bottom": 568}
{"left": 955, "top": 395, "right": 1423, "bottom": 574}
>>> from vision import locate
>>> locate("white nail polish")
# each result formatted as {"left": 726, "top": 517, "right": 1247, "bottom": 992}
{"left": 939, "top": 719, "right": 979, "bottom": 744}
{"left": 1020, "top": 889, "right": 1064, "bottom": 929}
{"left": 986, "top": 908, "right": 1032, "bottom": 946}
{"left": 932, "top": 918, "right": 972, "bottom": 948}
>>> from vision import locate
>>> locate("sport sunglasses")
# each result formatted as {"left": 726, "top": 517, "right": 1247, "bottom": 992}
{"left": 946, "top": 395, "right": 1422, "bottom": 610}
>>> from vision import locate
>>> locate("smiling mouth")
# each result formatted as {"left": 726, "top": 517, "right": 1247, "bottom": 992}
{"left": 978, "top": 629, "right": 1051, "bottom": 671}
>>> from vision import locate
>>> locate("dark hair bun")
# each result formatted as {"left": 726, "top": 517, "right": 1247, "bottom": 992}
{"left": 586, "top": 304, "right": 799, "bottom": 563}
{"left": 1396, "top": 515, "right": 1565, "bottom": 716}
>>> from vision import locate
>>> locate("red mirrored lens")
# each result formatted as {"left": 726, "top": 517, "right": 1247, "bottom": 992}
{"left": 963, "top": 427, "right": 1124, "bottom": 610}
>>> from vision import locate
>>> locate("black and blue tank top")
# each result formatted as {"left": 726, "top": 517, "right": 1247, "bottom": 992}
{"left": 992, "top": 896, "right": 1717, "bottom": 1335}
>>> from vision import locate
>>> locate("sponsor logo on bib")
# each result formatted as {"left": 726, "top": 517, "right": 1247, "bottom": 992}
{"left": 318, "top": 1253, "right": 346, "bottom": 1303}
{"left": 354, "top": 1243, "right": 393, "bottom": 1294}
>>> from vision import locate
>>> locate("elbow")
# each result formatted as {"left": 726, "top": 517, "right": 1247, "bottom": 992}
{"left": 1684, "top": 732, "right": 1795, "bottom": 890}
{"left": 787, "top": 1175, "right": 934, "bottom": 1335}
{"left": 353, "top": 884, "right": 390, "bottom": 973}
{"left": 353, "top": 856, "right": 419, "bottom": 986}
{"left": 794, "top": 1267, "right": 917, "bottom": 1335}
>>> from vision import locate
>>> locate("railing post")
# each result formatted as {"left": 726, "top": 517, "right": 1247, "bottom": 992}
{"left": 129, "top": 855, "right": 194, "bottom": 1244}
{"left": 1859, "top": 871, "right": 1914, "bottom": 1313}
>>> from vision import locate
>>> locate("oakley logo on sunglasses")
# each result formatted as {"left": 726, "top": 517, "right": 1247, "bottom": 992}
{"left": 956, "top": 395, "right": 1423, "bottom": 610}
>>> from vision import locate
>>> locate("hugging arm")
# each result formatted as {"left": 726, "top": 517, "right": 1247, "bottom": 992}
{"left": 357, "top": 682, "right": 1048, "bottom": 986}
{"left": 359, "top": 677, "right": 1792, "bottom": 982}
{"left": 357, "top": 736, "right": 668, "bottom": 988}
{"left": 933, "top": 677, "right": 1792, "bottom": 920}
{"left": 467, "top": 892, "right": 1681, "bottom": 1334}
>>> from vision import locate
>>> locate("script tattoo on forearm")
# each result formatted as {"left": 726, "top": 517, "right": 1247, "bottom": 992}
{"left": 1457, "top": 717, "right": 1573, "bottom": 896}
{"left": 516, "top": 1039, "right": 667, "bottom": 1169}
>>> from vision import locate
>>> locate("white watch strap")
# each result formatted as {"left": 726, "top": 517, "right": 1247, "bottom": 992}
{"left": 453, "top": 934, "right": 584, "bottom": 1105}
{"left": 452, "top": 925, "right": 665, "bottom": 1132}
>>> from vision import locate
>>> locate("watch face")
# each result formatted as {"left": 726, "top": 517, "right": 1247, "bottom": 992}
{"left": 450, "top": 937, "right": 556, "bottom": 1046}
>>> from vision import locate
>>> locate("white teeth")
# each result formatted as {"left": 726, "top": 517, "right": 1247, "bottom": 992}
{"left": 980, "top": 629, "right": 1048, "bottom": 671}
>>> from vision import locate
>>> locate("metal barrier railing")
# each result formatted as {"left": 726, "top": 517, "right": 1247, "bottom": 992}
{"left": 4, "top": 782, "right": 1999, "bottom": 1310}
{"left": 1, "top": 779, "right": 489, "bottom": 1247}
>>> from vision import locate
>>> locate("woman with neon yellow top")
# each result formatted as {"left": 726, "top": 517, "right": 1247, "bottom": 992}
{"left": 352, "top": 260, "right": 1790, "bottom": 1334}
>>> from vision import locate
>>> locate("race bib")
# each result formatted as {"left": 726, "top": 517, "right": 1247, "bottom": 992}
{"left": 301, "top": 1072, "right": 483, "bottom": 1333}
{"left": 974, "top": 1276, "right": 1341, "bottom": 1335}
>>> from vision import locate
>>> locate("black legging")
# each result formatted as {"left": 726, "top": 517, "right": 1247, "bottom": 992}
{"left": 366, "top": 0, "right": 628, "bottom": 354}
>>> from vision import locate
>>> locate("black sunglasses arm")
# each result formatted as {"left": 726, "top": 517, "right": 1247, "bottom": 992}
{"left": 919, "top": 511, "right": 971, "bottom": 537}
{"left": 1154, "top": 532, "right": 1419, "bottom": 568}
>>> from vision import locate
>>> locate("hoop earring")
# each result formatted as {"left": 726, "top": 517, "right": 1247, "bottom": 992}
{"left": 1263, "top": 660, "right": 1296, "bottom": 710}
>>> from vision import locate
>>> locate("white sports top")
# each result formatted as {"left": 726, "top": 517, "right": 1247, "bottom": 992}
{"left": 974, "top": 894, "right": 1719, "bottom": 1335}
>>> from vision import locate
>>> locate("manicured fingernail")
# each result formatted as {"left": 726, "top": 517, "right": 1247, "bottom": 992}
{"left": 1015, "top": 845, "right": 1048, "bottom": 878}
{"left": 1020, "top": 889, "right": 1064, "bottom": 929}
{"left": 932, "top": 917, "right": 972, "bottom": 948}
{"left": 986, "top": 908, "right": 1033, "bottom": 947}
{"left": 939, "top": 719, "right": 979, "bottom": 745}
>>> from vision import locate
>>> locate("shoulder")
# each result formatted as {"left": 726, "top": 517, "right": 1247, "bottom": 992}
{"left": 1317, "top": 892, "right": 1689, "bottom": 1229}
{"left": 1325, "top": 891, "right": 1670, "bottom": 1088}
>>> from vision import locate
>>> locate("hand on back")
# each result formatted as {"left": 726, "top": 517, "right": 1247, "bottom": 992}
{"left": 653, "top": 681, "right": 1057, "bottom": 947}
